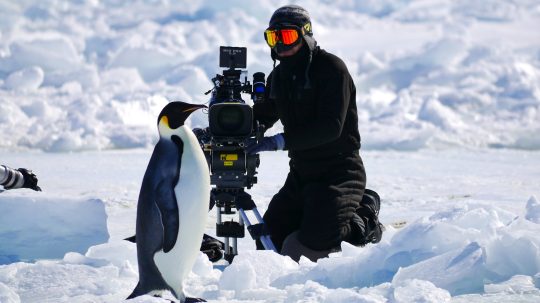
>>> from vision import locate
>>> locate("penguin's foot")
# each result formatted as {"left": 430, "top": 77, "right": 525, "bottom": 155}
{"left": 185, "top": 297, "right": 206, "bottom": 302}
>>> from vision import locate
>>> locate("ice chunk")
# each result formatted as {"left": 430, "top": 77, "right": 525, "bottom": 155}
{"left": 108, "top": 46, "right": 181, "bottom": 82}
{"left": 525, "top": 196, "right": 540, "bottom": 224}
{"left": 418, "top": 97, "right": 465, "bottom": 131}
{"left": 0, "top": 38, "right": 80, "bottom": 74}
{"left": 485, "top": 275, "right": 539, "bottom": 295}
{"left": 219, "top": 250, "right": 298, "bottom": 293}
{"left": 485, "top": 218, "right": 540, "bottom": 279}
{"left": 191, "top": 252, "right": 214, "bottom": 277}
{"left": 393, "top": 279, "right": 451, "bottom": 303}
{"left": 4, "top": 66, "right": 44, "bottom": 90}
{"left": 0, "top": 195, "right": 109, "bottom": 264}
{"left": 85, "top": 241, "right": 137, "bottom": 268}
{"left": 392, "top": 242, "right": 486, "bottom": 295}
{"left": 0, "top": 282, "right": 20, "bottom": 303}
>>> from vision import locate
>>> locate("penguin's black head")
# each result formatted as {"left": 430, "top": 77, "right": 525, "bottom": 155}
{"left": 157, "top": 101, "right": 207, "bottom": 129}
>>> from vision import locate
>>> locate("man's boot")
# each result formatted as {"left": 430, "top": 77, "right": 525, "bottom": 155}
{"left": 349, "top": 189, "right": 385, "bottom": 246}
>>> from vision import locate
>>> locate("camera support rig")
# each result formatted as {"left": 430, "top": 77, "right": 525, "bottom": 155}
{"left": 203, "top": 127, "right": 276, "bottom": 263}
{"left": 212, "top": 188, "right": 276, "bottom": 263}
{"left": 196, "top": 46, "right": 276, "bottom": 263}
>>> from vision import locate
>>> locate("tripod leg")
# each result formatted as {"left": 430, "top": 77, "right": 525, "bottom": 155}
{"left": 232, "top": 237, "right": 238, "bottom": 255}
{"left": 260, "top": 235, "right": 277, "bottom": 252}
{"left": 238, "top": 208, "right": 277, "bottom": 252}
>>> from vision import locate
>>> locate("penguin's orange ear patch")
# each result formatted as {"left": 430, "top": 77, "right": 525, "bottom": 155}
{"left": 160, "top": 116, "right": 169, "bottom": 128}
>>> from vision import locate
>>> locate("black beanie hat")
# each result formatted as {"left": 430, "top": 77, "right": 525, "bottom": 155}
{"left": 269, "top": 5, "right": 317, "bottom": 51}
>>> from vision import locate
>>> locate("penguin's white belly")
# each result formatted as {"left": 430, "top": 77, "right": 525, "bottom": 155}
{"left": 153, "top": 130, "right": 210, "bottom": 296}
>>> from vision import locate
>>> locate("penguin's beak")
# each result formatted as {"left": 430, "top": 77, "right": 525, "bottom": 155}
{"left": 182, "top": 104, "right": 208, "bottom": 113}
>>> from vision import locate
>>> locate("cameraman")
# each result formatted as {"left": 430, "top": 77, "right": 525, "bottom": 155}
{"left": 1, "top": 164, "right": 41, "bottom": 191}
{"left": 248, "top": 5, "right": 383, "bottom": 262}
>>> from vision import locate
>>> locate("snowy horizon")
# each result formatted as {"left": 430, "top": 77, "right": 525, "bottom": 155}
{"left": 1, "top": 0, "right": 539, "bottom": 152}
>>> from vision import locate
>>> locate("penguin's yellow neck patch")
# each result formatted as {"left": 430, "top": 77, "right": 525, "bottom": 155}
{"left": 158, "top": 115, "right": 181, "bottom": 138}
{"left": 160, "top": 116, "right": 169, "bottom": 128}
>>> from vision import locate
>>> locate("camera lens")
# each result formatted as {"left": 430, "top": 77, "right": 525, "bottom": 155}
{"left": 218, "top": 106, "right": 244, "bottom": 131}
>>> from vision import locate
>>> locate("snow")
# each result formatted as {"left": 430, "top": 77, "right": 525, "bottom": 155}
{"left": 0, "top": 0, "right": 539, "bottom": 302}
{"left": 0, "top": 149, "right": 539, "bottom": 302}
{"left": 0, "top": 0, "right": 538, "bottom": 151}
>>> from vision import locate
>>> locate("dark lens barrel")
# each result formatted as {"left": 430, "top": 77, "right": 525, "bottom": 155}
{"left": 209, "top": 103, "right": 253, "bottom": 137}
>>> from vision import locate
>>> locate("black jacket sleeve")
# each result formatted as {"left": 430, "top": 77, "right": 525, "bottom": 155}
{"left": 253, "top": 72, "right": 280, "bottom": 131}
{"left": 284, "top": 60, "right": 351, "bottom": 151}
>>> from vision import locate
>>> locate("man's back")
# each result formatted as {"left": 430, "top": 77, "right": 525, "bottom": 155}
{"left": 264, "top": 47, "right": 361, "bottom": 161}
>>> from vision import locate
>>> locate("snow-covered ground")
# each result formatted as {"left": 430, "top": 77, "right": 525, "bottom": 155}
{"left": 1, "top": 0, "right": 540, "bottom": 302}
{"left": 0, "top": 149, "right": 539, "bottom": 302}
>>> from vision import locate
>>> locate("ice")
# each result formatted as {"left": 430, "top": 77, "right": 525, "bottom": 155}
{"left": 0, "top": 282, "right": 20, "bottom": 303}
{"left": 108, "top": 45, "right": 182, "bottom": 82}
{"left": 0, "top": 194, "right": 109, "bottom": 264}
{"left": 392, "top": 279, "right": 451, "bottom": 303}
{"left": 3, "top": 66, "right": 44, "bottom": 91}
{"left": 418, "top": 97, "right": 466, "bottom": 131}
{"left": 484, "top": 275, "right": 540, "bottom": 295}
{"left": 0, "top": 38, "right": 81, "bottom": 75}
{"left": 525, "top": 196, "right": 540, "bottom": 223}
{"left": 392, "top": 242, "right": 486, "bottom": 295}
{"left": 219, "top": 250, "right": 298, "bottom": 292}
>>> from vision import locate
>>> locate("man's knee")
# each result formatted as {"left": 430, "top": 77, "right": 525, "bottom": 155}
{"left": 281, "top": 231, "right": 337, "bottom": 262}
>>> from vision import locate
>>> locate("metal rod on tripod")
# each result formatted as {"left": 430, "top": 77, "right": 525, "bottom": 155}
{"left": 253, "top": 207, "right": 277, "bottom": 252}
{"left": 232, "top": 237, "right": 238, "bottom": 255}
{"left": 252, "top": 208, "right": 264, "bottom": 224}
{"left": 232, "top": 214, "right": 243, "bottom": 255}
{"left": 238, "top": 209, "right": 277, "bottom": 252}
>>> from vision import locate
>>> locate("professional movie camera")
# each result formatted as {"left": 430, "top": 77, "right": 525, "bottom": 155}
{"left": 194, "top": 46, "right": 276, "bottom": 263}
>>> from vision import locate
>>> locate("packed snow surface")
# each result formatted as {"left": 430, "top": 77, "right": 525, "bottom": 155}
{"left": 0, "top": 149, "right": 539, "bottom": 302}
{"left": 1, "top": 0, "right": 540, "bottom": 302}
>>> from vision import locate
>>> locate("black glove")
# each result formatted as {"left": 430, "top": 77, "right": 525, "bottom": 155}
{"left": 18, "top": 168, "right": 41, "bottom": 191}
{"left": 200, "top": 234, "right": 224, "bottom": 262}
{"left": 245, "top": 133, "right": 285, "bottom": 154}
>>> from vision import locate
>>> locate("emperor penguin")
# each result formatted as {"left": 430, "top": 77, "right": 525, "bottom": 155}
{"left": 127, "top": 101, "right": 210, "bottom": 302}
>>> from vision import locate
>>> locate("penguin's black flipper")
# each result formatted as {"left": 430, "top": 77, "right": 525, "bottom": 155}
{"left": 155, "top": 135, "right": 183, "bottom": 253}
{"left": 124, "top": 235, "right": 136, "bottom": 243}
{"left": 155, "top": 179, "right": 180, "bottom": 253}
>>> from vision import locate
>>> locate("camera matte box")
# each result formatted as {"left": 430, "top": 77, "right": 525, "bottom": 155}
{"left": 220, "top": 46, "right": 247, "bottom": 69}
{"left": 209, "top": 103, "right": 253, "bottom": 138}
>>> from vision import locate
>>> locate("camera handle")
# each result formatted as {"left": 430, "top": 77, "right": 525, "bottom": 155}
{"left": 213, "top": 188, "right": 277, "bottom": 263}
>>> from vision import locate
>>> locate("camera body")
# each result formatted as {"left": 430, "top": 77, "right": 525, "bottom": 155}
{"left": 198, "top": 46, "right": 266, "bottom": 189}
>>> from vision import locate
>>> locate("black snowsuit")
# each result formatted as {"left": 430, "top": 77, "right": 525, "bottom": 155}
{"left": 254, "top": 44, "right": 366, "bottom": 251}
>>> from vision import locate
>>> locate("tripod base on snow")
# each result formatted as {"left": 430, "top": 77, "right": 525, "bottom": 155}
{"left": 210, "top": 188, "right": 276, "bottom": 263}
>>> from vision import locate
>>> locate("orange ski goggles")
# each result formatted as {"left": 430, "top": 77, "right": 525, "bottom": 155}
{"left": 264, "top": 27, "right": 301, "bottom": 48}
